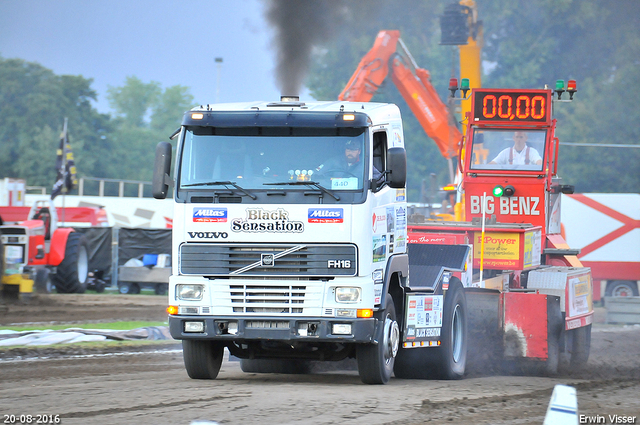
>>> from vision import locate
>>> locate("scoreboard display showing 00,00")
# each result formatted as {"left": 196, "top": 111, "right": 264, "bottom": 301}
{"left": 472, "top": 90, "right": 551, "bottom": 125}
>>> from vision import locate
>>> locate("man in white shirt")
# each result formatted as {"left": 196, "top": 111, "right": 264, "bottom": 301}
{"left": 489, "top": 131, "right": 542, "bottom": 166}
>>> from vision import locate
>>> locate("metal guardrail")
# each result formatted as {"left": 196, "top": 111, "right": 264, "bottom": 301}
{"left": 605, "top": 297, "right": 640, "bottom": 324}
{"left": 26, "top": 177, "right": 154, "bottom": 198}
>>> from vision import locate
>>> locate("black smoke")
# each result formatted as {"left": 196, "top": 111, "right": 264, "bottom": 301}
{"left": 264, "top": 0, "right": 351, "bottom": 96}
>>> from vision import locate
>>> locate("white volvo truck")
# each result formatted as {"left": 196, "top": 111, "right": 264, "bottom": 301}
{"left": 153, "top": 97, "right": 471, "bottom": 384}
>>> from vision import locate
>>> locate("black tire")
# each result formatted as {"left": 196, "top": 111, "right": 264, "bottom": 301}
{"left": 119, "top": 282, "right": 140, "bottom": 294}
{"left": 605, "top": 280, "right": 639, "bottom": 298}
{"left": 239, "top": 359, "right": 311, "bottom": 374}
{"left": 155, "top": 283, "right": 167, "bottom": 295}
{"left": 437, "top": 279, "right": 468, "bottom": 379}
{"left": 52, "top": 233, "right": 89, "bottom": 293}
{"left": 356, "top": 295, "right": 399, "bottom": 384}
{"left": 394, "top": 344, "right": 440, "bottom": 379}
{"left": 182, "top": 340, "right": 224, "bottom": 379}
{"left": 34, "top": 268, "right": 53, "bottom": 294}
{"left": 570, "top": 324, "right": 591, "bottom": 368}
{"left": 95, "top": 281, "right": 105, "bottom": 293}
{"left": 396, "top": 279, "right": 468, "bottom": 380}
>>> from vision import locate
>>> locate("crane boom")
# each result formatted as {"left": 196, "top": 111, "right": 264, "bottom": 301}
{"left": 339, "top": 30, "right": 462, "bottom": 160}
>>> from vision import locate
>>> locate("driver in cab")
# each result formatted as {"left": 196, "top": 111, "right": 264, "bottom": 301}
{"left": 489, "top": 131, "right": 542, "bottom": 167}
{"left": 316, "top": 139, "right": 381, "bottom": 179}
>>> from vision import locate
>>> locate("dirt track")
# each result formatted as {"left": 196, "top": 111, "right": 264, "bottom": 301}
{"left": 1, "top": 294, "right": 639, "bottom": 425}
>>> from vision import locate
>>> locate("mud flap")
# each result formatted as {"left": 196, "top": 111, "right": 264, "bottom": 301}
{"left": 407, "top": 244, "right": 469, "bottom": 290}
{"left": 503, "top": 292, "right": 562, "bottom": 374}
{"left": 465, "top": 288, "right": 503, "bottom": 374}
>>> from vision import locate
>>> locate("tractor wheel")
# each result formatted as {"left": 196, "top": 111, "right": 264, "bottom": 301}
{"left": 34, "top": 268, "right": 53, "bottom": 293}
{"left": 53, "top": 233, "right": 89, "bottom": 293}
{"left": 182, "top": 340, "right": 224, "bottom": 379}
{"left": 356, "top": 294, "right": 399, "bottom": 384}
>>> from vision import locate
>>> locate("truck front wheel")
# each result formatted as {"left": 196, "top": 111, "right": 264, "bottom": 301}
{"left": 356, "top": 295, "right": 399, "bottom": 384}
{"left": 182, "top": 340, "right": 224, "bottom": 379}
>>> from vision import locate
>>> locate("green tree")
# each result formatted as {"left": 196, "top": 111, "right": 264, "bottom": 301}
{"left": 0, "top": 57, "right": 111, "bottom": 188}
{"left": 106, "top": 77, "right": 194, "bottom": 184}
{"left": 305, "top": 0, "right": 640, "bottom": 197}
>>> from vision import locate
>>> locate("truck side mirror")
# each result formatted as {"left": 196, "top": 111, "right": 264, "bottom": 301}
{"left": 386, "top": 147, "right": 407, "bottom": 189}
{"left": 152, "top": 141, "right": 173, "bottom": 199}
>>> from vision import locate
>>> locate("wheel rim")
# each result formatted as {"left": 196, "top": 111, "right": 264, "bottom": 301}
{"left": 451, "top": 304, "right": 464, "bottom": 363}
{"left": 77, "top": 246, "right": 89, "bottom": 284}
{"left": 612, "top": 284, "right": 633, "bottom": 297}
{"left": 383, "top": 314, "right": 400, "bottom": 365}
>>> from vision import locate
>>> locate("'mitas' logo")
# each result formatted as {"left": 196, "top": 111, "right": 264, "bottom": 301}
{"left": 193, "top": 208, "right": 227, "bottom": 222}
{"left": 308, "top": 208, "right": 343, "bottom": 223}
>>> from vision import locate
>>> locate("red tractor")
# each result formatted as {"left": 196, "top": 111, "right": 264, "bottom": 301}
{"left": 0, "top": 200, "right": 92, "bottom": 297}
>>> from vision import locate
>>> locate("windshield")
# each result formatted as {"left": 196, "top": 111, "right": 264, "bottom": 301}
{"left": 179, "top": 127, "right": 368, "bottom": 191}
{"left": 469, "top": 128, "right": 547, "bottom": 172}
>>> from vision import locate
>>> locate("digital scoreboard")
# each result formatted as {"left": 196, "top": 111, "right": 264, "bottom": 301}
{"left": 472, "top": 89, "right": 552, "bottom": 125}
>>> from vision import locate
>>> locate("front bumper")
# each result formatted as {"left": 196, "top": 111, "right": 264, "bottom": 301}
{"left": 169, "top": 315, "right": 376, "bottom": 343}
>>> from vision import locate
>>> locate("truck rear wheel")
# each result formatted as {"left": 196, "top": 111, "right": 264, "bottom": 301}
{"left": 53, "top": 233, "right": 89, "bottom": 293}
{"left": 356, "top": 295, "right": 399, "bottom": 384}
{"left": 437, "top": 279, "right": 468, "bottom": 379}
{"left": 240, "top": 359, "right": 311, "bottom": 374}
{"left": 395, "top": 279, "right": 468, "bottom": 380}
{"left": 182, "top": 340, "right": 224, "bottom": 379}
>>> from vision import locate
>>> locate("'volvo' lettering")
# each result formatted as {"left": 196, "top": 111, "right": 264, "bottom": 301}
{"left": 187, "top": 231, "right": 228, "bottom": 239}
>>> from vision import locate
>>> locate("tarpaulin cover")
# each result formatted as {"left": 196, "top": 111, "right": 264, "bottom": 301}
{"left": 72, "top": 227, "right": 171, "bottom": 277}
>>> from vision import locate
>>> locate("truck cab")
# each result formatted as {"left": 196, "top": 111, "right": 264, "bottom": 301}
{"left": 154, "top": 97, "right": 410, "bottom": 383}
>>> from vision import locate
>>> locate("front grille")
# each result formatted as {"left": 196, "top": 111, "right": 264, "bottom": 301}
{"left": 180, "top": 243, "right": 357, "bottom": 277}
{"left": 230, "top": 283, "right": 306, "bottom": 314}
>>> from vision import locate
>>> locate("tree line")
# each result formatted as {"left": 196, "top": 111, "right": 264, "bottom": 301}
{"left": 1, "top": 0, "right": 638, "bottom": 199}
{"left": 0, "top": 57, "right": 193, "bottom": 194}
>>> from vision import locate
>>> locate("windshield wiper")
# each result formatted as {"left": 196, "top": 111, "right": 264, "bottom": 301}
{"left": 264, "top": 181, "right": 340, "bottom": 201}
{"left": 182, "top": 180, "right": 257, "bottom": 200}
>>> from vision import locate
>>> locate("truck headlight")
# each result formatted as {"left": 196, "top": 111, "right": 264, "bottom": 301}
{"left": 335, "top": 287, "right": 361, "bottom": 303}
{"left": 176, "top": 284, "right": 204, "bottom": 301}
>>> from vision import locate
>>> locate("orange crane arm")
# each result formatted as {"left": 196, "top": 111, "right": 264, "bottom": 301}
{"left": 339, "top": 30, "right": 461, "bottom": 160}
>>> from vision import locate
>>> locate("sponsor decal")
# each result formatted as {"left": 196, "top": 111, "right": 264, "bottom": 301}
{"left": 416, "top": 327, "right": 441, "bottom": 338}
{"left": 308, "top": 208, "right": 344, "bottom": 223}
{"left": 395, "top": 189, "right": 406, "bottom": 202}
{"left": 187, "top": 231, "right": 228, "bottom": 239}
{"left": 470, "top": 195, "right": 540, "bottom": 216}
{"left": 193, "top": 207, "right": 227, "bottom": 222}
{"left": 372, "top": 212, "right": 386, "bottom": 233}
{"left": 373, "top": 235, "right": 386, "bottom": 262}
{"left": 231, "top": 208, "right": 304, "bottom": 233}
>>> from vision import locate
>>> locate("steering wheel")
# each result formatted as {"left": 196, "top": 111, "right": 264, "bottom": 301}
{"left": 318, "top": 169, "right": 357, "bottom": 178}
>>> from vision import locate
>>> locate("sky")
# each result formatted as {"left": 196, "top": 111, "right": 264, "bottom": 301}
{"left": 0, "top": 0, "right": 306, "bottom": 114}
